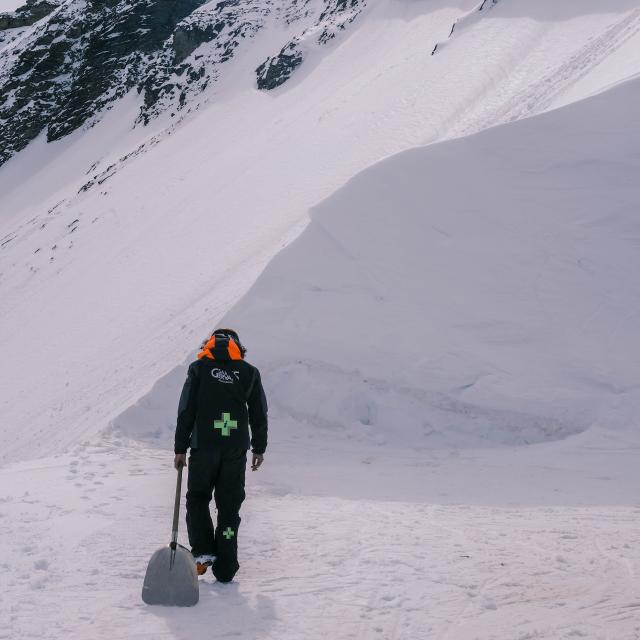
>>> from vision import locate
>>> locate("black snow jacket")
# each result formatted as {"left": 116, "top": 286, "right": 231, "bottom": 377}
{"left": 174, "top": 334, "right": 268, "bottom": 455}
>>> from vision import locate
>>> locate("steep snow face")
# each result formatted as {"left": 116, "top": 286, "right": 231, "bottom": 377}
{"left": 116, "top": 74, "right": 640, "bottom": 456}
{"left": 2, "top": 0, "right": 640, "bottom": 463}
{"left": 220, "top": 77, "right": 640, "bottom": 449}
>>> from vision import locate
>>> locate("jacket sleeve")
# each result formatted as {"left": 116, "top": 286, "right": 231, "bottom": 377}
{"left": 174, "top": 362, "right": 200, "bottom": 454}
{"left": 247, "top": 368, "right": 268, "bottom": 454}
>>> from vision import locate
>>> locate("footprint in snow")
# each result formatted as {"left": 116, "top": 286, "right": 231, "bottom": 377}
{"left": 34, "top": 559, "right": 49, "bottom": 571}
{"left": 483, "top": 601, "right": 497, "bottom": 610}
{"left": 29, "top": 577, "right": 46, "bottom": 590}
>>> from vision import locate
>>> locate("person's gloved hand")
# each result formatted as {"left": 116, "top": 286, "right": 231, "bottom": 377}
{"left": 251, "top": 453, "right": 264, "bottom": 471}
{"left": 174, "top": 453, "right": 187, "bottom": 469}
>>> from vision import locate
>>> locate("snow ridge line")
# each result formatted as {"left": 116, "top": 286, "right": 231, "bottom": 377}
{"left": 431, "top": 0, "right": 500, "bottom": 56}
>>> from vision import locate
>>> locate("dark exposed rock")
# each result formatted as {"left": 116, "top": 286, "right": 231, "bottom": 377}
{"left": 124, "top": 0, "right": 281, "bottom": 122}
{"left": 256, "top": 44, "right": 303, "bottom": 91}
{"left": 173, "top": 21, "right": 223, "bottom": 65}
{"left": 0, "top": 0, "right": 209, "bottom": 163}
{"left": 0, "top": 0, "right": 60, "bottom": 30}
{"left": 256, "top": 0, "right": 365, "bottom": 91}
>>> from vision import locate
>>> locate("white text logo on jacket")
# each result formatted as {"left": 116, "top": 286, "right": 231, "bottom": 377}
{"left": 211, "top": 368, "right": 235, "bottom": 384}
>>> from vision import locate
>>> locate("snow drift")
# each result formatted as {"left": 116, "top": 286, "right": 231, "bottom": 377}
{"left": 226, "top": 76, "right": 640, "bottom": 443}
{"left": 117, "top": 74, "right": 640, "bottom": 452}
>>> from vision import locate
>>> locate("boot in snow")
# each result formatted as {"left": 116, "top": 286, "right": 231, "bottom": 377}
{"left": 194, "top": 554, "right": 216, "bottom": 576}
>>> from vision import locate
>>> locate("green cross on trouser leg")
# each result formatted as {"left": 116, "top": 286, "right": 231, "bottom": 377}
{"left": 223, "top": 527, "right": 235, "bottom": 540}
{"left": 214, "top": 412, "right": 238, "bottom": 437}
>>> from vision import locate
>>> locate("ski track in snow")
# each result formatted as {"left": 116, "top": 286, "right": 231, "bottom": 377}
{"left": 1, "top": 441, "right": 640, "bottom": 640}
{"left": 447, "top": 7, "right": 640, "bottom": 138}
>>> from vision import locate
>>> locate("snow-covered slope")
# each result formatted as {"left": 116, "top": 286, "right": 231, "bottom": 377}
{"left": 3, "top": 71, "right": 640, "bottom": 640}
{"left": 2, "top": 2, "right": 640, "bottom": 638}
{"left": 221, "top": 74, "right": 640, "bottom": 446}
{"left": 2, "top": 0, "right": 640, "bottom": 463}
{"left": 117, "top": 67, "right": 640, "bottom": 485}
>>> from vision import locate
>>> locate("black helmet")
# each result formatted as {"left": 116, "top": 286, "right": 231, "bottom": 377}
{"left": 213, "top": 328, "right": 246, "bottom": 356}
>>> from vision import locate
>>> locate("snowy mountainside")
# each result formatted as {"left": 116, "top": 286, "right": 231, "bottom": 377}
{"left": 0, "top": 0, "right": 373, "bottom": 164}
{"left": 2, "top": 4, "right": 640, "bottom": 639}
{"left": 27, "top": 64, "right": 640, "bottom": 640}
{"left": 3, "top": 0, "right": 639, "bottom": 168}
{"left": 2, "top": 0, "right": 640, "bottom": 466}
{"left": 117, "top": 72, "right": 640, "bottom": 456}
{"left": 226, "top": 75, "right": 640, "bottom": 441}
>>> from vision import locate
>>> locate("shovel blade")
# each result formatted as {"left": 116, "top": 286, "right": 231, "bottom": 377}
{"left": 142, "top": 546, "right": 199, "bottom": 606}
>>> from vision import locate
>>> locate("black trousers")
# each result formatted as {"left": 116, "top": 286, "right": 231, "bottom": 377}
{"left": 186, "top": 447, "right": 246, "bottom": 582}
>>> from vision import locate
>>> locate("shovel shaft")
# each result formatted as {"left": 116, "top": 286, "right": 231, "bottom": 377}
{"left": 171, "top": 465, "right": 183, "bottom": 547}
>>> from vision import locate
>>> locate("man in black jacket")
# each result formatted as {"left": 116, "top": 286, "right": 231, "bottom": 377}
{"left": 173, "top": 328, "right": 268, "bottom": 582}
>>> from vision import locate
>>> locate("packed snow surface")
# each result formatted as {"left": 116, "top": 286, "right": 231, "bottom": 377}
{"left": 1, "top": 1, "right": 640, "bottom": 639}
{"left": 2, "top": 439, "right": 640, "bottom": 640}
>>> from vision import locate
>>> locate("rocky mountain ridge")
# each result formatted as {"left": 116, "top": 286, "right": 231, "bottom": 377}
{"left": 0, "top": 0, "right": 370, "bottom": 166}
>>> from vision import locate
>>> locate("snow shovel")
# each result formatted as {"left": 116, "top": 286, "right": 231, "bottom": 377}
{"left": 141, "top": 464, "right": 199, "bottom": 606}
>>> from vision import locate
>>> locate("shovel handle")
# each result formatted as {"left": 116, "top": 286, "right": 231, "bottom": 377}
{"left": 170, "top": 464, "right": 183, "bottom": 548}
